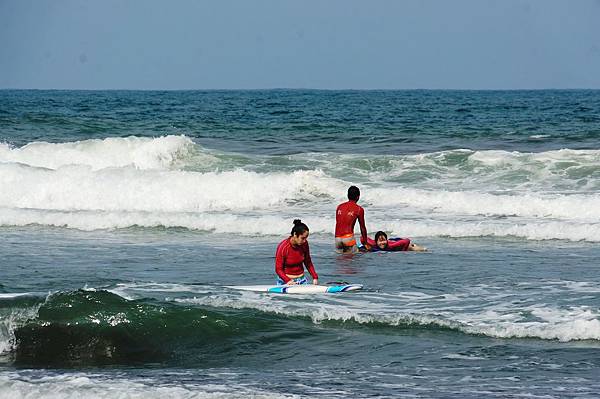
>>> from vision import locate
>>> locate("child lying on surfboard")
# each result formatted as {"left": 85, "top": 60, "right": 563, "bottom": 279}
{"left": 359, "top": 231, "right": 427, "bottom": 252}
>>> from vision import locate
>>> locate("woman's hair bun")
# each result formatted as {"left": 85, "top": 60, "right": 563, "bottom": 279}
{"left": 290, "top": 219, "right": 309, "bottom": 236}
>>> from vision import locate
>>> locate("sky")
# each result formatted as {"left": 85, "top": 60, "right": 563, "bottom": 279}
{"left": 1, "top": 0, "right": 600, "bottom": 90}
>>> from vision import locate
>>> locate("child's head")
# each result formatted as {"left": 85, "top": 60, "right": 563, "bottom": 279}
{"left": 374, "top": 231, "right": 388, "bottom": 250}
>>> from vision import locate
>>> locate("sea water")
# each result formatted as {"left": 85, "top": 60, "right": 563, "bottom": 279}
{"left": 1, "top": 89, "right": 600, "bottom": 398}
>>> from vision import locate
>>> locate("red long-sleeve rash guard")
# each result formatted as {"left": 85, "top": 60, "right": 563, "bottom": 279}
{"left": 335, "top": 200, "right": 368, "bottom": 244}
{"left": 275, "top": 238, "right": 318, "bottom": 283}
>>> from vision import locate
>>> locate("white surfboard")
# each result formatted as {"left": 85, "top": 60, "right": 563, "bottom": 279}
{"left": 226, "top": 283, "right": 363, "bottom": 294}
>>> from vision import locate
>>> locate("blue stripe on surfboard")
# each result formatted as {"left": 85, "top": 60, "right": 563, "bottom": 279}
{"left": 326, "top": 285, "right": 351, "bottom": 293}
{"left": 267, "top": 286, "right": 288, "bottom": 293}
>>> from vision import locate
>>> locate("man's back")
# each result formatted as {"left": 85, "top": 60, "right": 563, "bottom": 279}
{"left": 334, "top": 186, "right": 368, "bottom": 252}
{"left": 335, "top": 200, "right": 364, "bottom": 237}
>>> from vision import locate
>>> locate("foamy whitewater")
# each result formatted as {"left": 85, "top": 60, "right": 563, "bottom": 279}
{"left": 2, "top": 89, "right": 600, "bottom": 398}
{"left": 2, "top": 135, "right": 600, "bottom": 241}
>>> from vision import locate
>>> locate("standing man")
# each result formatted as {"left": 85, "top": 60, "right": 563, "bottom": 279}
{"left": 335, "top": 186, "right": 369, "bottom": 253}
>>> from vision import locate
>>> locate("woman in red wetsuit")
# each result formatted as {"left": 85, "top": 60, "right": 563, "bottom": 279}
{"left": 275, "top": 219, "right": 319, "bottom": 286}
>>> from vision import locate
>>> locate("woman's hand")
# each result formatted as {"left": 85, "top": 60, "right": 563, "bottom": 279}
{"left": 286, "top": 279, "right": 298, "bottom": 285}
{"left": 312, "top": 279, "right": 318, "bottom": 285}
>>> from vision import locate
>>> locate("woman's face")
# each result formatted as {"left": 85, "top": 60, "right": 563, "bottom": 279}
{"left": 292, "top": 231, "right": 309, "bottom": 246}
{"left": 376, "top": 235, "right": 388, "bottom": 250}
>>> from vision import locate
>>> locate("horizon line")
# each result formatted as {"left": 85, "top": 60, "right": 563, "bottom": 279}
{"left": 2, "top": 87, "right": 600, "bottom": 92}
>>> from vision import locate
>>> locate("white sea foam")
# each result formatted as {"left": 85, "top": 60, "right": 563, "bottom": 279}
{"left": 383, "top": 219, "right": 600, "bottom": 242}
{"left": 178, "top": 288, "right": 600, "bottom": 342}
{"left": 563, "top": 281, "right": 600, "bottom": 293}
{"left": 0, "top": 372, "right": 297, "bottom": 399}
{"left": 0, "top": 293, "right": 30, "bottom": 299}
{"left": 459, "top": 148, "right": 600, "bottom": 169}
{"left": 0, "top": 162, "right": 337, "bottom": 212}
{"left": 1, "top": 136, "right": 599, "bottom": 242}
{"left": 0, "top": 305, "right": 41, "bottom": 355}
{"left": 177, "top": 294, "right": 460, "bottom": 331}
{"left": 367, "top": 187, "right": 600, "bottom": 220}
{"left": 459, "top": 306, "right": 600, "bottom": 342}
{"left": 2, "top": 159, "right": 598, "bottom": 218}
{"left": 0, "top": 208, "right": 332, "bottom": 235}
{"left": 108, "top": 283, "right": 214, "bottom": 301}
{"left": 2, "top": 207, "right": 600, "bottom": 242}
{"left": 529, "top": 135, "right": 550, "bottom": 139}
{"left": 369, "top": 148, "right": 600, "bottom": 191}
{"left": 0, "top": 135, "right": 194, "bottom": 170}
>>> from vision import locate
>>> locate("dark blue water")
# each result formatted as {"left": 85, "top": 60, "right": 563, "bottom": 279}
{"left": 2, "top": 89, "right": 599, "bottom": 154}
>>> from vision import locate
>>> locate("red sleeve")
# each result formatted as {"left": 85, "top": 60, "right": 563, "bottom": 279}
{"left": 388, "top": 238, "right": 411, "bottom": 251}
{"left": 303, "top": 243, "right": 318, "bottom": 280}
{"left": 366, "top": 237, "right": 376, "bottom": 247}
{"left": 275, "top": 240, "right": 290, "bottom": 283}
{"left": 358, "top": 207, "right": 368, "bottom": 244}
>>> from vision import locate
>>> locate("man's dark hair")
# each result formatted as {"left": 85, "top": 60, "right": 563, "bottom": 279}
{"left": 348, "top": 186, "right": 360, "bottom": 201}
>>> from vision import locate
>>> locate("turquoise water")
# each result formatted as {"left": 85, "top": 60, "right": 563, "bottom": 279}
{"left": 1, "top": 90, "right": 600, "bottom": 398}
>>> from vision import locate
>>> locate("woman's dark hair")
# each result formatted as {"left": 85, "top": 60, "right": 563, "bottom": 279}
{"left": 374, "top": 231, "right": 388, "bottom": 241}
{"left": 291, "top": 219, "right": 309, "bottom": 236}
{"left": 348, "top": 186, "right": 360, "bottom": 201}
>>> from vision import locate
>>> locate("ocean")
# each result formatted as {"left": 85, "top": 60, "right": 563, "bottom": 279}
{"left": 1, "top": 89, "right": 600, "bottom": 398}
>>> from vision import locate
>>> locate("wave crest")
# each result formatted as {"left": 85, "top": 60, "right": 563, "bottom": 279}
{"left": 0, "top": 135, "right": 194, "bottom": 170}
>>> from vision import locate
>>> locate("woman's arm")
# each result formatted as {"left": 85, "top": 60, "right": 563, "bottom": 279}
{"left": 275, "top": 243, "right": 290, "bottom": 283}
{"left": 303, "top": 243, "right": 319, "bottom": 284}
